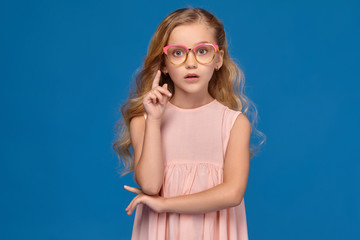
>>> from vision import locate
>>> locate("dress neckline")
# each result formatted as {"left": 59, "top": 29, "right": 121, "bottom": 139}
{"left": 167, "top": 99, "right": 217, "bottom": 112}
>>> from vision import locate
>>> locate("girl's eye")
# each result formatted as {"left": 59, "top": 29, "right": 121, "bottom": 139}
{"left": 196, "top": 48, "right": 208, "bottom": 55}
{"left": 172, "top": 49, "right": 185, "bottom": 57}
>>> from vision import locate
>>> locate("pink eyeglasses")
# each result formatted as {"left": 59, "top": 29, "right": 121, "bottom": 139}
{"left": 162, "top": 42, "right": 219, "bottom": 65}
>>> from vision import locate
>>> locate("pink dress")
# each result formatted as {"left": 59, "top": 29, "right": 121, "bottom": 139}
{"left": 131, "top": 99, "right": 248, "bottom": 240}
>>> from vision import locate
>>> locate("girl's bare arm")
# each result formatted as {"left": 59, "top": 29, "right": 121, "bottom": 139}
{"left": 129, "top": 70, "right": 171, "bottom": 196}
{"left": 130, "top": 115, "right": 164, "bottom": 196}
{"left": 162, "top": 114, "right": 251, "bottom": 214}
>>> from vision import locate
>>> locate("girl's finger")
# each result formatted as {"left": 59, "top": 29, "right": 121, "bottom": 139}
{"left": 126, "top": 194, "right": 141, "bottom": 212}
{"left": 127, "top": 195, "right": 143, "bottom": 215}
{"left": 125, "top": 191, "right": 142, "bottom": 211}
{"left": 152, "top": 90, "right": 163, "bottom": 103}
{"left": 148, "top": 93, "right": 158, "bottom": 104}
{"left": 124, "top": 185, "right": 142, "bottom": 194}
{"left": 157, "top": 85, "right": 172, "bottom": 97}
{"left": 162, "top": 83, "right": 168, "bottom": 90}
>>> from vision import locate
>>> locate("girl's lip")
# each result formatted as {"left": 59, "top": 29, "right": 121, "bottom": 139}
{"left": 184, "top": 76, "right": 199, "bottom": 82}
{"left": 184, "top": 73, "right": 199, "bottom": 78}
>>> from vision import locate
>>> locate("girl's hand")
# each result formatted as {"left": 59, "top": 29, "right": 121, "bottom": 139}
{"left": 143, "top": 70, "right": 172, "bottom": 121}
{"left": 124, "top": 185, "right": 166, "bottom": 215}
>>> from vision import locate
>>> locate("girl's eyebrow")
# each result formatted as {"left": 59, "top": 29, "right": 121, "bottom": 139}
{"left": 195, "top": 41, "right": 211, "bottom": 45}
{"left": 168, "top": 41, "right": 212, "bottom": 47}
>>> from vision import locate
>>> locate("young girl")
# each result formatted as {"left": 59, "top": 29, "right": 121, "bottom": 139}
{"left": 113, "top": 7, "right": 265, "bottom": 240}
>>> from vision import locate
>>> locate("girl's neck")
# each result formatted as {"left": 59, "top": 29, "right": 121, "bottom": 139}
{"left": 169, "top": 94, "right": 215, "bottom": 110}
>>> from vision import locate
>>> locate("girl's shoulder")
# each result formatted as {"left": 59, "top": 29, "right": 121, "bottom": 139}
{"left": 215, "top": 101, "right": 243, "bottom": 129}
{"left": 215, "top": 100, "right": 242, "bottom": 115}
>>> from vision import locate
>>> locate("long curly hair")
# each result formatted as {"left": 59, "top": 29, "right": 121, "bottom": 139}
{"left": 113, "top": 7, "right": 266, "bottom": 176}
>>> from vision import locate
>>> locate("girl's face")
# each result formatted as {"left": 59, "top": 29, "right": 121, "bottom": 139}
{"left": 162, "top": 22, "right": 224, "bottom": 98}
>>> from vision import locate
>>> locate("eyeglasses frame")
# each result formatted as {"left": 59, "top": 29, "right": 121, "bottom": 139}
{"left": 162, "top": 43, "right": 219, "bottom": 65}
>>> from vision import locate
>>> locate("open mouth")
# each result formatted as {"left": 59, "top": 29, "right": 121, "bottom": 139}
{"left": 185, "top": 74, "right": 199, "bottom": 79}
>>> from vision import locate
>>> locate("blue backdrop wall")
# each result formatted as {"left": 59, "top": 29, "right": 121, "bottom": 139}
{"left": 1, "top": 0, "right": 359, "bottom": 239}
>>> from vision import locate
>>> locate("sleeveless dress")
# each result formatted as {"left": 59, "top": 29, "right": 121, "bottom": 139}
{"left": 131, "top": 99, "right": 248, "bottom": 240}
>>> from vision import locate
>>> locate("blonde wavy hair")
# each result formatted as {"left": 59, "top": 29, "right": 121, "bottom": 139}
{"left": 113, "top": 7, "right": 266, "bottom": 176}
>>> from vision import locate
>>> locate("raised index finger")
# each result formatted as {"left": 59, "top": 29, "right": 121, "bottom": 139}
{"left": 151, "top": 70, "right": 161, "bottom": 89}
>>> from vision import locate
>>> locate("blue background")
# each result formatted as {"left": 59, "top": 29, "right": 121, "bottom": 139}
{"left": 1, "top": 0, "right": 359, "bottom": 239}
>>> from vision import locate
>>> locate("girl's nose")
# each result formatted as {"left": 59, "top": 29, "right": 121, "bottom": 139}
{"left": 185, "top": 51, "right": 197, "bottom": 68}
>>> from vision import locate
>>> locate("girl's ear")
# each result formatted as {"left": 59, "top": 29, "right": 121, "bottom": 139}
{"left": 216, "top": 50, "right": 224, "bottom": 69}
{"left": 161, "top": 65, "right": 168, "bottom": 75}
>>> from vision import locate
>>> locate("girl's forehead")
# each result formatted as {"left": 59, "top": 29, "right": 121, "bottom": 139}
{"left": 167, "top": 23, "right": 216, "bottom": 46}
